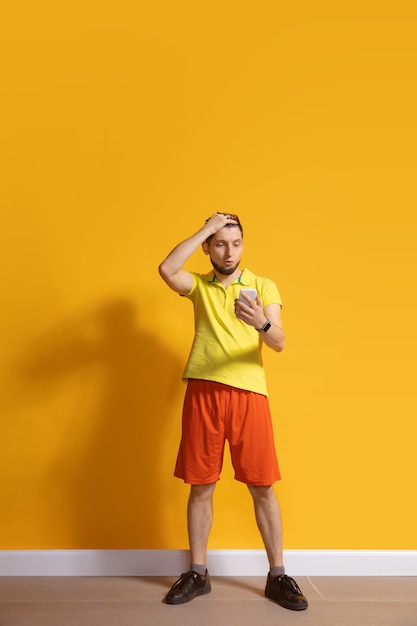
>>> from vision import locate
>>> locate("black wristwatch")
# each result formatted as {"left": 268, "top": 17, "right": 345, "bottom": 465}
{"left": 256, "top": 319, "right": 271, "bottom": 333}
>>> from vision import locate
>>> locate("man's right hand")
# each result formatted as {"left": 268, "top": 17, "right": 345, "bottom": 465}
{"left": 204, "top": 213, "right": 239, "bottom": 236}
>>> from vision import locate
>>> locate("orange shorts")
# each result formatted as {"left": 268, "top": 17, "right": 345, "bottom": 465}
{"left": 174, "top": 379, "right": 281, "bottom": 486}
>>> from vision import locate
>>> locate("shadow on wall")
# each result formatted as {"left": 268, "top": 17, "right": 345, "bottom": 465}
{"left": 13, "top": 295, "right": 183, "bottom": 549}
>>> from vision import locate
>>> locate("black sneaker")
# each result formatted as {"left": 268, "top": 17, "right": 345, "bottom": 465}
{"left": 165, "top": 570, "right": 211, "bottom": 605}
{"left": 265, "top": 574, "right": 308, "bottom": 611}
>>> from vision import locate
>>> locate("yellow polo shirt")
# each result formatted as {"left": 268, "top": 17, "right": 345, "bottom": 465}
{"left": 181, "top": 268, "right": 282, "bottom": 396}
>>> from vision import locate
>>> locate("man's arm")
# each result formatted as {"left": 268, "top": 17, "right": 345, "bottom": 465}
{"left": 234, "top": 295, "right": 286, "bottom": 352}
{"left": 260, "top": 303, "right": 286, "bottom": 352}
{"left": 158, "top": 213, "right": 236, "bottom": 294}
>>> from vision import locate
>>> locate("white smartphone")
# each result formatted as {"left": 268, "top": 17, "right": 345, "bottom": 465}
{"left": 239, "top": 289, "right": 257, "bottom": 303}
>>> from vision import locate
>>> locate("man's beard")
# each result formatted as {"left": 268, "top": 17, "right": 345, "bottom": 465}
{"left": 210, "top": 258, "right": 240, "bottom": 276}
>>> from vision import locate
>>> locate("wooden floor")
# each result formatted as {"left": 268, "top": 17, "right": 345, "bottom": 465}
{"left": 1, "top": 575, "right": 416, "bottom": 625}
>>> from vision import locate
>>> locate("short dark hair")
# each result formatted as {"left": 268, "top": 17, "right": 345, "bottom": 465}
{"left": 205, "top": 213, "right": 243, "bottom": 243}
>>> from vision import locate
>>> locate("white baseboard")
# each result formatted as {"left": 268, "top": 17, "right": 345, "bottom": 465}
{"left": 0, "top": 550, "right": 416, "bottom": 577}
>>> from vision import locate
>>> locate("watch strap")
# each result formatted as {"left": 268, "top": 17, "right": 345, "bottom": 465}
{"left": 256, "top": 319, "right": 271, "bottom": 333}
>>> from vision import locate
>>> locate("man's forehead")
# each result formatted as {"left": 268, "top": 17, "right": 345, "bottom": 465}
{"left": 212, "top": 224, "right": 242, "bottom": 241}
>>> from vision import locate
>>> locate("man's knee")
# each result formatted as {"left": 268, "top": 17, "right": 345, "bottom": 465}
{"left": 247, "top": 484, "right": 274, "bottom": 500}
{"left": 190, "top": 482, "right": 217, "bottom": 500}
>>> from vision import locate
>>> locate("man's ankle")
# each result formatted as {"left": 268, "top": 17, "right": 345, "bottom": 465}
{"left": 269, "top": 565, "right": 285, "bottom": 578}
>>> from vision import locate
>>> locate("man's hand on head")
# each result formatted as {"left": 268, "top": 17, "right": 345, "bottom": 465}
{"left": 204, "top": 212, "right": 239, "bottom": 235}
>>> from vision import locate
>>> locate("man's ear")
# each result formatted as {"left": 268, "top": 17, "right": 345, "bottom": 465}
{"left": 202, "top": 241, "right": 210, "bottom": 255}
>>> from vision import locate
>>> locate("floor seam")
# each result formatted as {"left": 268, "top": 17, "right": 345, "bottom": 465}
{"left": 307, "top": 575, "right": 325, "bottom": 599}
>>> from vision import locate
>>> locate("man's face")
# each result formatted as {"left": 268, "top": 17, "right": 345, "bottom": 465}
{"left": 203, "top": 225, "right": 243, "bottom": 276}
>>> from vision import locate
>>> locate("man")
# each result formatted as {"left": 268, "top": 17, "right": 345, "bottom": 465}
{"left": 158, "top": 212, "right": 308, "bottom": 611}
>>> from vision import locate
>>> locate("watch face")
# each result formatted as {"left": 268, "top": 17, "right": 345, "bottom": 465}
{"left": 263, "top": 321, "right": 271, "bottom": 332}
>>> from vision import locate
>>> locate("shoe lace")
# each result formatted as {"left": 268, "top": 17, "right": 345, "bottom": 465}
{"left": 171, "top": 571, "right": 200, "bottom": 591}
{"left": 279, "top": 575, "right": 303, "bottom": 595}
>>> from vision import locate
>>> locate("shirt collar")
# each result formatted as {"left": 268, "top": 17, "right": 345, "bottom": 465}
{"left": 237, "top": 268, "right": 254, "bottom": 286}
{"left": 204, "top": 268, "right": 254, "bottom": 285}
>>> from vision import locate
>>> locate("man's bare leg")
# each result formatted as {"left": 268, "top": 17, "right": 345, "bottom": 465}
{"left": 188, "top": 482, "right": 216, "bottom": 565}
{"left": 248, "top": 484, "right": 308, "bottom": 610}
{"left": 247, "top": 484, "right": 283, "bottom": 568}
{"left": 165, "top": 483, "right": 215, "bottom": 604}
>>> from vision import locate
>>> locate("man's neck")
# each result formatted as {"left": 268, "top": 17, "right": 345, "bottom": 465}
{"left": 213, "top": 267, "right": 242, "bottom": 288}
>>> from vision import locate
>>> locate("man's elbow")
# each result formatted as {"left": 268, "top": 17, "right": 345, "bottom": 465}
{"left": 158, "top": 261, "right": 170, "bottom": 281}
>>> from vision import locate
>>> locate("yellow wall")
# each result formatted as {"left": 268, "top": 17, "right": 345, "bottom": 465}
{"left": 1, "top": 2, "right": 416, "bottom": 551}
